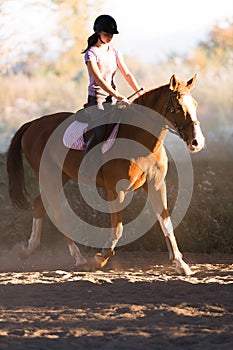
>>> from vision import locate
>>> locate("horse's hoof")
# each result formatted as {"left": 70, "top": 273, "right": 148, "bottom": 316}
{"left": 175, "top": 260, "right": 193, "bottom": 276}
{"left": 19, "top": 244, "right": 30, "bottom": 260}
{"left": 93, "top": 253, "right": 111, "bottom": 269}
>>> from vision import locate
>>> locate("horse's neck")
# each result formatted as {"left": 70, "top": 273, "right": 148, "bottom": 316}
{"left": 130, "top": 85, "right": 169, "bottom": 152}
{"left": 134, "top": 84, "right": 169, "bottom": 115}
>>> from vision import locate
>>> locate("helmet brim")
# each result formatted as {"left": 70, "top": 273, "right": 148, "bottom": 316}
{"left": 100, "top": 26, "right": 119, "bottom": 35}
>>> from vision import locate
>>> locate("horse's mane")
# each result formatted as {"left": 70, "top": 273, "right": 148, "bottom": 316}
{"left": 132, "top": 84, "right": 169, "bottom": 109}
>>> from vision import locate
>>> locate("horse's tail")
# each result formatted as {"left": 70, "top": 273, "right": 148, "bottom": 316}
{"left": 7, "top": 121, "right": 33, "bottom": 210}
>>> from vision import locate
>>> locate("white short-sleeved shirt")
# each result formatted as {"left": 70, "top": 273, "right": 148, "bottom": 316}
{"left": 84, "top": 45, "right": 121, "bottom": 97}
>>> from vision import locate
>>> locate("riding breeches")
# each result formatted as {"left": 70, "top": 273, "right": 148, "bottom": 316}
{"left": 87, "top": 94, "right": 113, "bottom": 142}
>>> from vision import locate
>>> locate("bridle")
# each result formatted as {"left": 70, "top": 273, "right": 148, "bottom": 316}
{"left": 164, "top": 91, "right": 200, "bottom": 141}
{"left": 114, "top": 88, "right": 200, "bottom": 143}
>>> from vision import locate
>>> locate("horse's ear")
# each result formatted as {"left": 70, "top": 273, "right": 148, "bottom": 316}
{"left": 169, "top": 74, "right": 179, "bottom": 91}
{"left": 186, "top": 74, "right": 197, "bottom": 89}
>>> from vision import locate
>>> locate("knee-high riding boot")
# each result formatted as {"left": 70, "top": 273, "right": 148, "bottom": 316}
{"left": 84, "top": 133, "right": 99, "bottom": 155}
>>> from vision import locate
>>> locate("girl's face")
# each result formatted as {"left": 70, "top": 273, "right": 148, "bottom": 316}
{"left": 99, "top": 31, "right": 114, "bottom": 44}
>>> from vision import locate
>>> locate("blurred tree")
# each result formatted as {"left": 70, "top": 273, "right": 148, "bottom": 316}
{"left": 0, "top": 0, "right": 101, "bottom": 77}
{"left": 53, "top": 0, "right": 88, "bottom": 78}
{"left": 0, "top": 0, "right": 67, "bottom": 74}
{"left": 53, "top": 0, "right": 103, "bottom": 78}
{"left": 190, "top": 18, "right": 233, "bottom": 70}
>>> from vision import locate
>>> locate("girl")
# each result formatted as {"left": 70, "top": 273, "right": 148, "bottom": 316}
{"left": 81, "top": 14, "right": 142, "bottom": 178}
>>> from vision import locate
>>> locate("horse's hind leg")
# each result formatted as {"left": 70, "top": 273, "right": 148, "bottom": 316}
{"left": 39, "top": 166, "right": 89, "bottom": 270}
{"left": 94, "top": 189, "right": 123, "bottom": 269}
{"left": 20, "top": 190, "right": 89, "bottom": 270}
{"left": 20, "top": 195, "right": 44, "bottom": 259}
{"left": 146, "top": 181, "right": 192, "bottom": 276}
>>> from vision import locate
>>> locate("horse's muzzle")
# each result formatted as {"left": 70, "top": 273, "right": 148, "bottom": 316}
{"left": 188, "top": 135, "right": 205, "bottom": 152}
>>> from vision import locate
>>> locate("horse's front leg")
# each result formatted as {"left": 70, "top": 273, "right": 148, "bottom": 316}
{"left": 147, "top": 180, "right": 193, "bottom": 276}
{"left": 63, "top": 236, "right": 90, "bottom": 271}
{"left": 94, "top": 189, "right": 123, "bottom": 269}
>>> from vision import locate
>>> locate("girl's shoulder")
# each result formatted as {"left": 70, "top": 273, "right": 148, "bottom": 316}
{"left": 84, "top": 45, "right": 122, "bottom": 61}
{"left": 87, "top": 45, "right": 99, "bottom": 53}
{"left": 84, "top": 46, "right": 99, "bottom": 61}
{"left": 88, "top": 45, "right": 120, "bottom": 54}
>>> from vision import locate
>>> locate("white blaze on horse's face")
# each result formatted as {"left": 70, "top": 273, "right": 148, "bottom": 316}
{"left": 182, "top": 94, "right": 205, "bottom": 152}
{"left": 182, "top": 95, "right": 197, "bottom": 120}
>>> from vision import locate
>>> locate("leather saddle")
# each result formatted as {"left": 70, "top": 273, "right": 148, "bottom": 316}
{"left": 74, "top": 104, "right": 124, "bottom": 144}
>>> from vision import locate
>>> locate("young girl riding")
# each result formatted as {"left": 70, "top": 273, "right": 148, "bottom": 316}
{"left": 81, "top": 14, "right": 142, "bottom": 178}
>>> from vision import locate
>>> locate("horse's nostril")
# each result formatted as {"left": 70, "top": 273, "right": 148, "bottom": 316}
{"left": 191, "top": 139, "right": 198, "bottom": 147}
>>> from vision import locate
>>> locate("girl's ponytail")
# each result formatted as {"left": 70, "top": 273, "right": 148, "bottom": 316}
{"left": 82, "top": 32, "right": 99, "bottom": 53}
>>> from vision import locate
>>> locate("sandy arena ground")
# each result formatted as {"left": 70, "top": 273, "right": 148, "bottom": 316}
{"left": 0, "top": 249, "right": 232, "bottom": 349}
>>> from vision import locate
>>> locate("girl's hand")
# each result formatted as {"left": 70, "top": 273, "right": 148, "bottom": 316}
{"left": 116, "top": 94, "right": 130, "bottom": 105}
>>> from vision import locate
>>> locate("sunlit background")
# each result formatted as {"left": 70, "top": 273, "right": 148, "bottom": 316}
{"left": 101, "top": 0, "right": 233, "bottom": 62}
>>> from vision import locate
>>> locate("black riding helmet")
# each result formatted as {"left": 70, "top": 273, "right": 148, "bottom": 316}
{"left": 93, "top": 15, "right": 119, "bottom": 34}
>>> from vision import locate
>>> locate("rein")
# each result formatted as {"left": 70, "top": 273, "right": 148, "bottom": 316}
{"left": 127, "top": 88, "right": 144, "bottom": 100}
{"left": 164, "top": 91, "right": 200, "bottom": 141}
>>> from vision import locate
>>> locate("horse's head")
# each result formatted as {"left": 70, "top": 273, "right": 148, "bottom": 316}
{"left": 166, "top": 74, "right": 205, "bottom": 153}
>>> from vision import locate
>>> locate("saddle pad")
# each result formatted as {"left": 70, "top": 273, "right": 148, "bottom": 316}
{"left": 63, "top": 120, "right": 87, "bottom": 151}
{"left": 63, "top": 120, "right": 119, "bottom": 154}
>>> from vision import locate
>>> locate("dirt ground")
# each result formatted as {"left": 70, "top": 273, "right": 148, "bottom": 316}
{"left": 0, "top": 249, "right": 232, "bottom": 350}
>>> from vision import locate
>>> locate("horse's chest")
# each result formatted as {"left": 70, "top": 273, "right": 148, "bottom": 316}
{"left": 128, "top": 148, "right": 168, "bottom": 190}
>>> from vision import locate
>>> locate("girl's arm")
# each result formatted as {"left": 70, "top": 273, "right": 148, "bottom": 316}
{"left": 86, "top": 60, "right": 128, "bottom": 101}
{"left": 117, "top": 55, "right": 142, "bottom": 96}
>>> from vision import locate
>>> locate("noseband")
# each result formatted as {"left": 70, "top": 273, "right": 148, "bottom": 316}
{"left": 164, "top": 91, "right": 200, "bottom": 141}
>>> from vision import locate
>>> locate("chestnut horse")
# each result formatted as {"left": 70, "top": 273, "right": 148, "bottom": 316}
{"left": 7, "top": 74, "right": 205, "bottom": 275}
